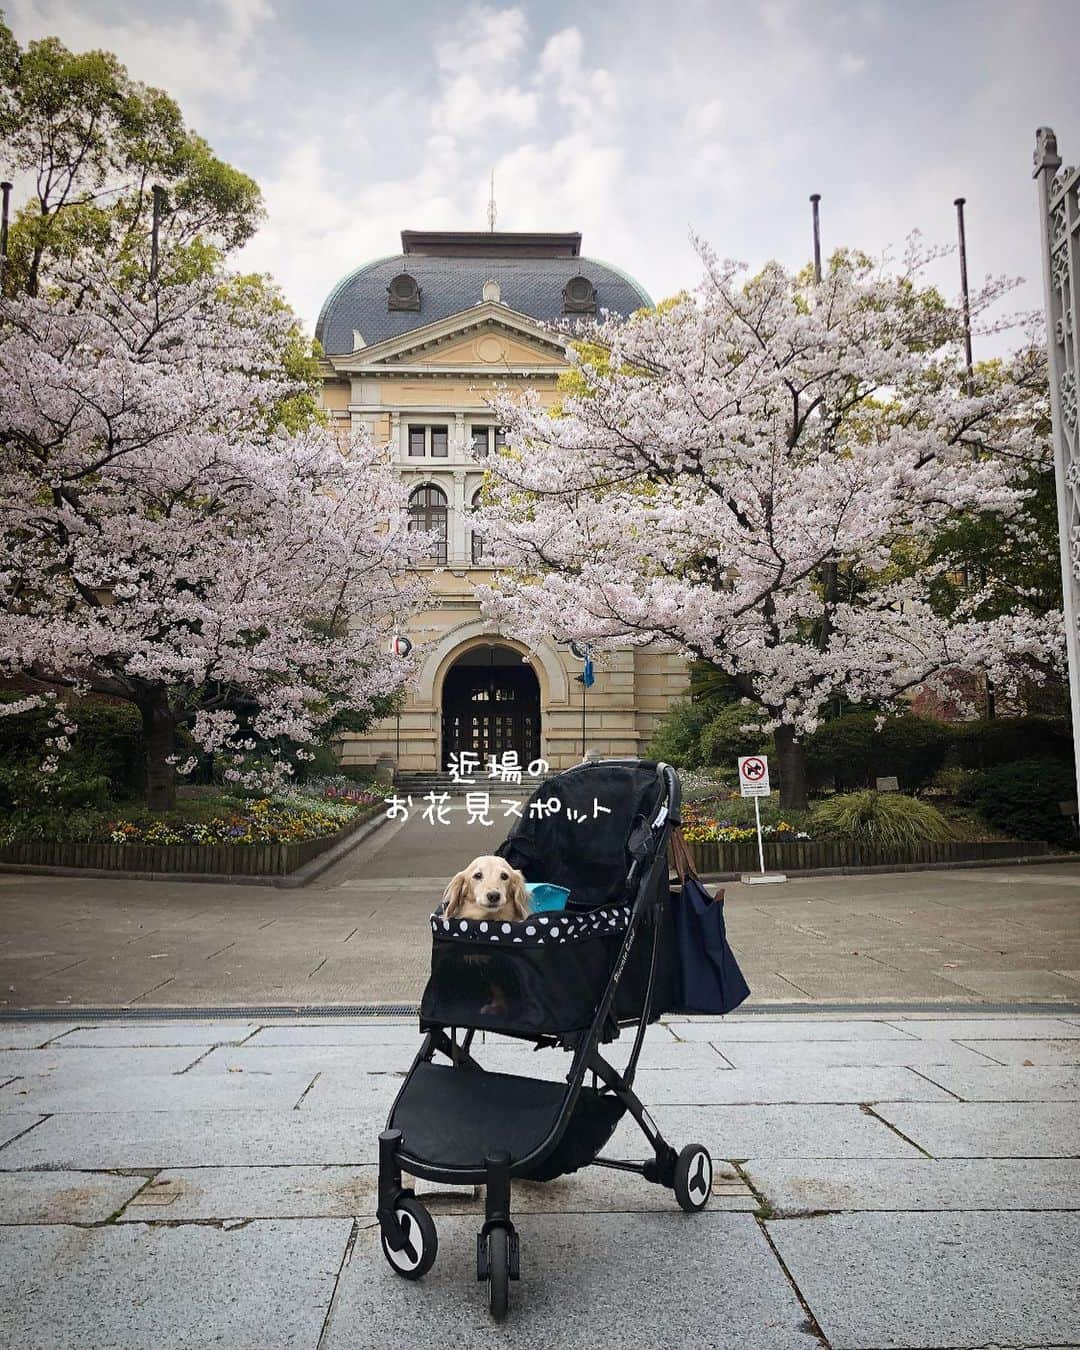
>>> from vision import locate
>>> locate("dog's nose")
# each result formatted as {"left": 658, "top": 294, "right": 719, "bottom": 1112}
{"left": 485, "top": 891, "right": 502, "bottom": 904}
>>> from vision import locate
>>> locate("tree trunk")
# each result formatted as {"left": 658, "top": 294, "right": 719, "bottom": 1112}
{"left": 139, "top": 690, "right": 177, "bottom": 812}
{"left": 774, "top": 724, "right": 808, "bottom": 812}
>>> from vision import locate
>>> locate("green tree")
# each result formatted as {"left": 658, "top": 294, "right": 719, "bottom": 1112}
{"left": 0, "top": 16, "right": 262, "bottom": 296}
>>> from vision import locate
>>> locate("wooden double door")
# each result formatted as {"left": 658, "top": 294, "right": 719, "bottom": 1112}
{"left": 441, "top": 664, "right": 540, "bottom": 769}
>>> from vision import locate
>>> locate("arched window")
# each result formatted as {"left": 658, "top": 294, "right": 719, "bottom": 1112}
{"left": 409, "top": 484, "right": 448, "bottom": 565}
{"left": 562, "top": 274, "right": 597, "bottom": 315}
{"left": 470, "top": 489, "right": 487, "bottom": 566}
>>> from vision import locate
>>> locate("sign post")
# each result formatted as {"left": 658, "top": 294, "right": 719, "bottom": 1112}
{"left": 737, "top": 755, "right": 787, "bottom": 886}
{"left": 388, "top": 634, "right": 413, "bottom": 767}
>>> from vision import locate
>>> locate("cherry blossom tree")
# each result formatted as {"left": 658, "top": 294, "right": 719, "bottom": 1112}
{"left": 0, "top": 267, "right": 426, "bottom": 809}
{"left": 473, "top": 243, "right": 1062, "bottom": 808}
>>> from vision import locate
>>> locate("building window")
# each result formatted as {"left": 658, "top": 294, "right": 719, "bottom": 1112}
{"left": 388, "top": 272, "right": 421, "bottom": 311}
{"left": 562, "top": 274, "right": 597, "bottom": 315}
{"left": 471, "top": 425, "right": 490, "bottom": 457}
{"left": 430, "top": 425, "right": 449, "bottom": 457}
{"left": 471, "top": 488, "right": 487, "bottom": 565}
{"left": 494, "top": 426, "right": 508, "bottom": 454}
{"left": 408, "top": 484, "right": 448, "bottom": 565}
{"left": 408, "top": 425, "right": 425, "bottom": 457}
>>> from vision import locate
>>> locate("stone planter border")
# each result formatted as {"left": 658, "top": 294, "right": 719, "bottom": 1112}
{"left": 0, "top": 802, "right": 385, "bottom": 879}
{"left": 683, "top": 837, "right": 1053, "bottom": 875}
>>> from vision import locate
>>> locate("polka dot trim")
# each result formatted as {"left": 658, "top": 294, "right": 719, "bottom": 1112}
{"left": 430, "top": 904, "right": 631, "bottom": 946}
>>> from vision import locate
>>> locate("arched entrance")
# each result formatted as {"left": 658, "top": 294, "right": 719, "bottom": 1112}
{"left": 441, "top": 644, "right": 541, "bottom": 769}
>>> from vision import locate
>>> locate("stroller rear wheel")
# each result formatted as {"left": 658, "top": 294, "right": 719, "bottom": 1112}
{"left": 380, "top": 1196, "right": 438, "bottom": 1279}
{"left": 673, "top": 1144, "right": 713, "bottom": 1213}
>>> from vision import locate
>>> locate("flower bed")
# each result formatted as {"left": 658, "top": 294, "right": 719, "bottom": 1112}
{"left": 0, "top": 788, "right": 384, "bottom": 878}
{"left": 682, "top": 836, "right": 1053, "bottom": 875}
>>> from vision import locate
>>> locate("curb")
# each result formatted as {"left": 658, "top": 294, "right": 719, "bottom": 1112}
{"left": 0, "top": 809, "right": 391, "bottom": 889}
{"left": 700, "top": 851, "right": 1077, "bottom": 884}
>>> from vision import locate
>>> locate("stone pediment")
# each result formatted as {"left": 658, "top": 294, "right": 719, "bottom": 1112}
{"left": 326, "top": 302, "right": 569, "bottom": 374}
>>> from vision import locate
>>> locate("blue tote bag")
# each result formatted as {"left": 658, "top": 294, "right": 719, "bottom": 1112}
{"left": 669, "top": 828, "right": 750, "bottom": 1015}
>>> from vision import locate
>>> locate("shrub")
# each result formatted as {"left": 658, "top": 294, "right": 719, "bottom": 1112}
{"left": 811, "top": 791, "right": 954, "bottom": 847}
{"left": 0, "top": 692, "right": 145, "bottom": 801}
{"left": 956, "top": 758, "right": 1078, "bottom": 848}
{"left": 804, "top": 712, "right": 954, "bottom": 793}
{"left": 647, "top": 699, "right": 715, "bottom": 769}
{"left": 950, "top": 717, "right": 1074, "bottom": 771}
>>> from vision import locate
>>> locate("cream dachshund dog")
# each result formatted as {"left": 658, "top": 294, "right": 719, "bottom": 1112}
{"left": 443, "top": 855, "right": 529, "bottom": 923}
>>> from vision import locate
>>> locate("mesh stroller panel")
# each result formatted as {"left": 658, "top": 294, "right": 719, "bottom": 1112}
{"left": 496, "top": 760, "right": 667, "bottom": 910}
{"left": 420, "top": 761, "right": 677, "bottom": 1038}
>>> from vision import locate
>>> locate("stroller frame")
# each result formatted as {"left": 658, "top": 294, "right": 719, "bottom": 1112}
{"left": 377, "top": 760, "right": 713, "bottom": 1319}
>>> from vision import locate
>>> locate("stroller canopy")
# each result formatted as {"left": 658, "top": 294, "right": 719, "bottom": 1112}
{"left": 497, "top": 759, "right": 668, "bottom": 911}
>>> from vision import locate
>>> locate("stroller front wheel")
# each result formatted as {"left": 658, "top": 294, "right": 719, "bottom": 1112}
{"left": 485, "top": 1226, "right": 510, "bottom": 1321}
{"left": 673, "top": 1144, "right": 713, "bottom": 1213}
{"left": 380, "top": 1196, "right": 438, "bottom": 1279}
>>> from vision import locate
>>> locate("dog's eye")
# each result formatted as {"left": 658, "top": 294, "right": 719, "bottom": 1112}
{"left": 472, "top": 871, "right": 483, "bottom": 880}
{"left": 500, "top": 873, "right": 508, "bottom": 881}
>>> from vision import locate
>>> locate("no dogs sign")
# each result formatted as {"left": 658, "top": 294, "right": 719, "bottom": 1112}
{"left": 738, "top": 755, "right": 770, "bottom": 798}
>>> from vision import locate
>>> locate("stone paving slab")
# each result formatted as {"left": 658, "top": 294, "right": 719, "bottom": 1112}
{"left": 0, "top": 1219, "right": 351, "bottom": 1350}
{"left": 323, "top": 1212, "right": 813, "bottom": 1349}
{"left": 247, "top": 1022, "right": 422, "bottom": 1046}
{"left": 0, "top": 1170, "right": 147, "bottom": 1224}
{"left": 608, "top": 1103, "right": 921, "bottom": 1159}
{"left": 0, "top": 1070, "right": 318, "bottom": 1114}
{"left": 115, "top": 1162, "right": 755, "bottom": 1221}
{"left": 189, "top": 1044, "right": 416, "bottom": 1076}
{"left": 0, "top": 1023, "right": 79, "bottom": 1049}
{"left": 884, "top": 1016, "right": 1080, "bottom": 1039}
{"left": 712, "top": 1039, "right": 999, "bottom": 1070}
{"left": 474, "top": 1040, "right": 728, "bottom": 1075}
{"left": 630, "top": 1065, "right": 953, "bottom": 1105}
{"left": 54, "top": 1022, "right": 261, "bottom": 1046}
{"left": 0, "top": 1046, "right": 203, "bottom": 1082}
{"left": 0, "top": 1114, "right": 42, "bottom": 1149}
{"left": 957, "top": 1036, "right": 1080, "bottom": 1065}
{"left": 914, "top": 1064, "right": 1080, "bottom": 1101}
{"left": 765, "top": 1211, "right": 1080, "bottom": 1348}
{"left": 670, "top": 1018, "right": 919, "bottom": 1042}
{"left": 0, "top": 1108, "right": 388, "bottom": 1169}
{"left": 871, "top": 1101, "right": 1080, "bottom": 1157}
{"left": 745, "top": 1157, "right": 1080, "bottom": 1215}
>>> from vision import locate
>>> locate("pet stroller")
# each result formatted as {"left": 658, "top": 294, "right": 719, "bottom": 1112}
{"left": 377, "top": 758, "right": 714, "bottom": 1320}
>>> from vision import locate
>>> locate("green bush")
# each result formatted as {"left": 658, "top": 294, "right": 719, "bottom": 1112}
{"left": 950, "top": 717, "right": 1073, "bottom": 770}
{"left": 0, "top": 692, "right": 144, "bottom": 800}
{"left": 804, "top": 712, "right": 955, "bottom": 793}
{"left": 647, "top": 699, "right": 716, "bottom": 769}
{"left": 811, "top": 791, "right": 954, "bottom": 847}
{"left": 956, "top": 758, "right": 1077, "bottom": 848}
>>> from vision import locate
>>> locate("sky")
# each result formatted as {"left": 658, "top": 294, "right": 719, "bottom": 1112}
{"left": 6, "top": 0, "right": 1080, "bottom": 353}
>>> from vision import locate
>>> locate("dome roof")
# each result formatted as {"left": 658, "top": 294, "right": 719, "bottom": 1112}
{"left": 315, "top": 232, "right": 652, "bottom": 355}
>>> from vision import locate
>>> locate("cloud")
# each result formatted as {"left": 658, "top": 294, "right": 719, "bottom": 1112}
{"left": 6, "top": 0, "right": 273, "bottom": 112}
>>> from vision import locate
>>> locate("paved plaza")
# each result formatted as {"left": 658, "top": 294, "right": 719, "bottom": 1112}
{"left": 2, "top": 805, "right": 1079, "bottom": 1009}
{"left": 0, "top": 1010, "right": 1078, "bottom": 1348}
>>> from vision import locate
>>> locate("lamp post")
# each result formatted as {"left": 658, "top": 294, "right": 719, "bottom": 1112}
{"left": 388, "top": 634, "right": 413, "bottom": 769}
{"left": 569, "top": 641, "right": 594, "bottom": 759}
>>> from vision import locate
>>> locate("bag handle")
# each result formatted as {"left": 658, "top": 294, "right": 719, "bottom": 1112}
{"left": 669, "top": 825, "right": 697, "bottom": 884}
{"left": 669, "top": 824, "right": 725, "bottom": 903}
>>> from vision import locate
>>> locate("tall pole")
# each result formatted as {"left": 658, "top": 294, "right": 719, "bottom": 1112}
{"left": 0, "top": 181, "right": 11, "bottom": 296}
{"left": 810, "top": 193, "right": 822, "bottom": 283}
{"left": 955, "top": 196, "right": 995, "bottom": 718}
{"left": 954, "top": 197, "right": 974, "bottom": 389}
{"left": 1034, "top": 127, "right": 1080, "bottom": 810}
{"left": 150, "top": 185, "right": 165, "bottom": 284}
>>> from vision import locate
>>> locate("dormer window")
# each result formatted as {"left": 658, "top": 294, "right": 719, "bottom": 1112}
{"left": 388, "top": 272, "right": 421, "bottom": 311}
{"left": 562, "top": 274, "right": 596, "bottom": 315}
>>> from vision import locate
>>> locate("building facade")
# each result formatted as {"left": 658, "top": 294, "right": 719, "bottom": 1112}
{"left": 315, "top": 230, "right": 688, "bottom": 774}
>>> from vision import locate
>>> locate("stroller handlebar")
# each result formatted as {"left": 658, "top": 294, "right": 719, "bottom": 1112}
{"left": 657, "top": 761, "right": 681, "bottom": 827}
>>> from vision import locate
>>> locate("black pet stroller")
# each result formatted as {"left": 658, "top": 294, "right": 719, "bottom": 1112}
{"left": 377, "top": 758, "right": 714, "bottom": 1320}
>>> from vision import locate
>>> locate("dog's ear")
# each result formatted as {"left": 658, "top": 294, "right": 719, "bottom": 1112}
{"left": 443, "top": 870, "right": 469, "bottom": 919}
{"left": 507, "top": 868, "right": 530, "bottom": 922}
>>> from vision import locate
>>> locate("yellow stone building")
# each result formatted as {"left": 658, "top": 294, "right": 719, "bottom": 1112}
{"left": 315, "top": 230, "right": 688, "bottom": 776}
